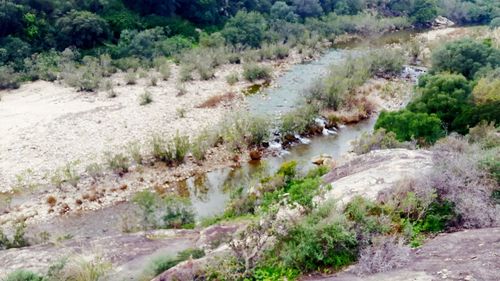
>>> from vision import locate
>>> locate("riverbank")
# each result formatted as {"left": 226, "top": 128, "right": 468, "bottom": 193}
{"left": 0, "top": 26, "right": 483, "bottom": 231}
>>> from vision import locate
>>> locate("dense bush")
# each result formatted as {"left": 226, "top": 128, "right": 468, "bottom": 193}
{"left": 277, "top": 204, "right": 357, "bottom": 271}
{"left": 451, "top": 100, "right": 500, "bottom": 134}
{"left": 408, "top": 73, "right": 472, "bottom": 128}
{"left": 410, "top": 0, "right": 438, "bottom": 25}
{"left": 438, "top": 0, "right": 499, "bottom": 25}
{"left": 279, "top": 106, "right": 319, "bottom": 138}
{"left": 0, "top": 66, "right": 21, "bottom": 90}
{"left": 431, "top": 38, "right": 500, "bottom": 79}
{"left": 56, "top": 10, "right": 110, "bottom": 49}
{"left": 472, "top": 70, "right": 500, "bottom": 104}
{"left": 352, "top": 129, "right": 415, "bottom": 155}
{"left": 242, "top": 64, "right": 272, "bottom": 82}
{"left": 222, "top": 11, "right": 267, "bottom": 48}
{"left": 375, "top": 110, "right": 444, "bottom": 144}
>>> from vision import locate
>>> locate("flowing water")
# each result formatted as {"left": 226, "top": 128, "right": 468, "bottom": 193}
{"left": 26, "top": 30, "right": 421, "bottom": 239}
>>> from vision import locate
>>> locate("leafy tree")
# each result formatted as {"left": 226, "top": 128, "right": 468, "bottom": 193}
{"left": 114, "top": 27, "right": 165, "bottom": 59}
{"left": 333, "top": 0, "right": 365, "bottom": 15}
{"left": 56, "top": 10, "right": 110, "bottom": 49}
{"left": 222, "top": 11, "right": 267, "bottom": 47}
{"left": 431, "top": 38, "right": 500, "bottom": 79}
{"left": 410, "top": 0, "right": 438, "bottom": 25}
{"left": 293, "top": 0, "right": 324, "bottom": 18}
{"left": 0, "top": 2, "right": 25, "bottom": 37}
{"left": 375, "top": 110, "right": 444, "bottom": 144}
{"left": 452, "top": 101, "right": 500, "bottom": 134}
{"left": 103, "top": 9, "right": 143, "bottom": 36}
{"left": 271, "top": 1, "right": 299, "bottom": 22}
{"left": 0, "top": 36, "right": 32, "bottom": 71}
{"left": 408, "top": 73, "right": 472, "bottom": 128}
{"left": 122, "top": 0, "right": 178, "bottom": 16}
{"left": 143, "top": 15, "right": 198, "bottom": 39}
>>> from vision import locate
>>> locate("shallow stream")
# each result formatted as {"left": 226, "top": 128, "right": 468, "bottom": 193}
{"left": 27, "top": 30, "right": 421, "bottom": 239}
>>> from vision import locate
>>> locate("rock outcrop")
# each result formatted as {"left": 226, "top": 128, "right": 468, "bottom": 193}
{"left": 319, "top": 149, "right": 433, "bottom": 207}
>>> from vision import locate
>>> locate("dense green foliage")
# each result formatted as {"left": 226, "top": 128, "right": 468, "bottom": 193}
{"left": 375, "top": 110, "right": 444, "bottom": 143}
{"left": 431, "top": 39, "right": 500, "bottom": 79}
{"left": 376, "top": 38, "right": 500, "bottom": 143}
{"left": 408, "top": 73, "right": 472, "bottom": 128}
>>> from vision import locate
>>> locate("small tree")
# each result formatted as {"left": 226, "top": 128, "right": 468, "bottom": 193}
{"left": 56, "top": 10, "right": 110, "bottom": 49}
{"left": 222, "top": 11, "right": 267, "bottom": 48}
{"left": 431, "top": 38, "right": 500, "bottom": 79}
{"left": 410, "top": 0, "right": 438, "bottom": 25}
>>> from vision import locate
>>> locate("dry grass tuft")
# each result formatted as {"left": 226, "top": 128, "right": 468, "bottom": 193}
{"left": 356, "top": 236, "right": 410, "bottom": 275}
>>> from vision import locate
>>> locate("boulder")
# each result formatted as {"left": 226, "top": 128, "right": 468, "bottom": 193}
{"left": 432, "top": 16, "right": 455, "bottom": 29}
{"left": 312, "top": 154, "right": 334, "bottom": 166}
{"left": 249, "top": 149, "right": 263, "bottom": 161}
{"left": 319, "top": 149, "right": 433, "bottom": 208}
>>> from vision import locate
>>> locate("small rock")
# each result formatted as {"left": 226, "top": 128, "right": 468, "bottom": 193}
{"left": 311, "top": 154, "right": 333, "bottom": 166}
{"left": 249, "top": 149, "right": 263, "bottom": 161}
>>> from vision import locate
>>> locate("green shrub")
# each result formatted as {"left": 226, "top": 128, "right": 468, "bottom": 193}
{"left": 179, "top": 64, "right": 194, "bottom": 82}
{"left": 352, "top": 129, "right": 413, "bottom": 155}
{"left": 151, "top": 135, "right": 173, "bottom": 162}
{"left": 0, "top": 66, "right": 20, "bottom": 90}
{"left": 112, "top": 57, "right": 141, "bottom": 72}
{"left": 408, "top": 73, "right": 472, "bottom": 128}
{"left": 55, "top": 10, "right": 110, "bottom": 49}
{"left": 242, "top": 63, "right": 272, "bottom": 82}
{"left": 3, "top": 270, "right": 44, "bottom": 281}
{"left": 200, "top": 32, "right": 225, "bottom": 48}
{"left": 252, "top": 266, "right": 299, "bottom": 281}
{"left": 159, "top": 35, "right": 194, "bottom": 57}
{"left": 171, "top": 132, "right": 190, "bottom": 164}
{"left": 196, "top": 62, "right": 215, "bottom": 80}
{"left": 367, "top": 49, "right": 405, "bottom": 76}
{"left": 431, "top": 38, "right": 500, "bottom": 79}
{"left": 287, "top": 177, "right": 321, "bottom": 209}
{"left": 226, "top": 72, "right": 239, "bottom": 85}
{"left": 23, "top": 50, "right": 60, "bottom": 81}
{"left": 410, "top": 0, "right": 438, "bottom": 25}
{"left": 222, "top": 11, "right": 267, "bottom": 48}
{"left": 248, "top": 116, "right": 271, "bottom": 146}
{"left": 279, "top": 105, "right": 319, "bottom": 137}
{"left": 159, "top": 63, "right": 172, "bottom": 81}
{"left": 105, "top": 152, "right": 129, "bottom": 175}
{"left": 277, "top": 205, "right": 357, "bottom": 271}
{"left": 451, "top": 101, "right": 500, "bottom": 135}
{"left": 375, "top": 110, "right": 444, "bottom": 144}
{"left": 472, "top": 73, "right": 500, "bottom": 105}
{"left": 139, "top": 91, "right": 153, "bottom": 105}
{"left": 125, "top": 69, "right": 137, "bottom": 85}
